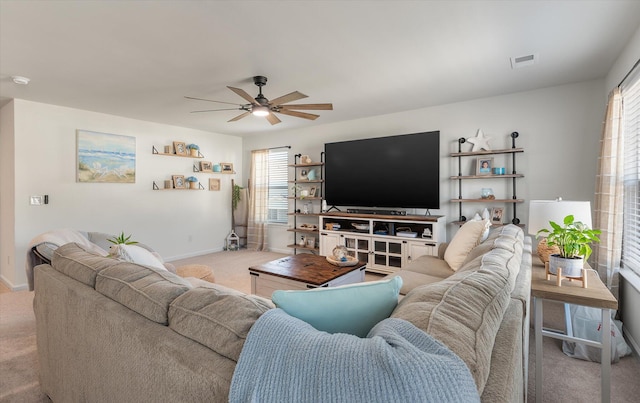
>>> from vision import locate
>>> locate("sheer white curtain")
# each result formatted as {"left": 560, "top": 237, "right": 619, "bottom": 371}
{"left": 593, "top": 88, "right": 624, "bottom": 294}
{"left": 247, "top": 149, "right": 269, "bottom": 251}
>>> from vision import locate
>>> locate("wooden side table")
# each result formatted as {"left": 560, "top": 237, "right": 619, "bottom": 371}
{"left": 531, "top": 261, "right": 617, "bottom": 403}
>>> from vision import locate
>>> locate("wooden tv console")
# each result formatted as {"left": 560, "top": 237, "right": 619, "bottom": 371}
{"left": 318, "top": 212, "right": 446, "bottom": 274}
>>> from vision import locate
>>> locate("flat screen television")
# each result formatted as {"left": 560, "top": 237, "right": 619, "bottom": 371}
{"left": 324, "top": 131, "right": 440, "bottom": 210}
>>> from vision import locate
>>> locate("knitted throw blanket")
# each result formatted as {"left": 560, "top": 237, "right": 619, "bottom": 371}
{"left": 230, "top": 309, "right": 479, "bottom": 403}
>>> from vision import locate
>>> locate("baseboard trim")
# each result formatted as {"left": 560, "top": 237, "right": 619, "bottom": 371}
{"left": 0, "top": 274, "right": 28, "bottom": 291}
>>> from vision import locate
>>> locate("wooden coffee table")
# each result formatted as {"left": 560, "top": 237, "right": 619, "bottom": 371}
{"left": 249, "top": 254, "right": 366, "bottom": 299}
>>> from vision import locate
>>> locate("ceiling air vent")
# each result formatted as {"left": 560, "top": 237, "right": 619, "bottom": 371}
{"left": 510, "top": 53, "right": 538, "bottom": 69}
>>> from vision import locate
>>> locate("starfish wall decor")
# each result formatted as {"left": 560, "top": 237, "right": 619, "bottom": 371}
{"left": 467, "top": 129, "right": 492, "bottom": 151}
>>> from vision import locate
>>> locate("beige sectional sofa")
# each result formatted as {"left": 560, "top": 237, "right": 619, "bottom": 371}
{"left": 33, "top": 224, "right": 531, "bottom": 402}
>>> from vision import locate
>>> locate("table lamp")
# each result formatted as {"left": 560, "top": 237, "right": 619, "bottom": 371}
{"left": 528, "top": 199, "right": 593, "bottom": 264}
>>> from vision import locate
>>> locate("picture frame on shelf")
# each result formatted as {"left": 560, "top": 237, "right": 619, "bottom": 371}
{"left": 220, "top": 162, "right": 233, "bottom": 173}
{"left": 309, "top": 186, "right": 317, "bottom": 197}
{"left": 173, "top": 141, "right": 187, "bottom": 156}
{"left": 209, "top": 178, "right": 220, "bottom": 191}
{"left": 172, "top": 175, "right": 185, "bottom": 189}
{"left": 491, "top": 207, "right": 504, "bottom": 224}
{"left": 304, "top": 236, "right": 316, "bottom": 249}
{"left": 476, "top": 157, "right": 493, "bottom": 176}
{"left": 200, "top": 161, "right": 213, "bottom": 172}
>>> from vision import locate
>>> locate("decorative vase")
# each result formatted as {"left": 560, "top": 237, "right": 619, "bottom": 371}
{"left": 190, "top": 149, "right": 198, "bottom": 157}
{"left": 189, "top": 182, "right": 198, "bottom": 190}
{"left": 481, "top": 188, "right": 494, "bottom": 199}
{"left": 213, "top": 164, "right": 221, "bottom": 172}
{"left": 548, "top": 254, "right": 584, "bottom": 277}
{"left": 307, "top": 169, "right": 316, "bottom": 180}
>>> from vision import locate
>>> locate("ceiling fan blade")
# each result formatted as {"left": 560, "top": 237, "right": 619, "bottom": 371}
{"left": 190, "top": 108, "right": 244, "bottom": 113}
{"left": 228, "top": 111, "right": 251, "bottom": 122}
{"left": 279, "top": 103, "right": 333, "bottom": 111}
{"left": 269, "top": 91, "right": 308, "bottom": 106}
{"left": 276, "top": 109, "right": 320, "bottom": 120}
{"left": 184, "top": 96, "right": 240, "bottom": 106}
{"left": 227, "top": 86, "right": 257, "bottom": 104}
{"left": 265, "top": 113, "right": 281, "bottom": 125}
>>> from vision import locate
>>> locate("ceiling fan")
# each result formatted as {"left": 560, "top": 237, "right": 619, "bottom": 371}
{"left": 185, "top": 76, "right": 333, "bottom": 125}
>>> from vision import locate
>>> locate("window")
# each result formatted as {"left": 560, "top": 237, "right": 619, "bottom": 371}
{"left": 622, "top": 70, "right": 640, "bottom": 275}
{"left": 267, "top": 150, "right": 288, "bottom": 223}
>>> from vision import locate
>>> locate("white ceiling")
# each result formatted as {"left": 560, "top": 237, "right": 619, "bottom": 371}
{"left": 1, "top": 1, "right": 639, "bottom": 137}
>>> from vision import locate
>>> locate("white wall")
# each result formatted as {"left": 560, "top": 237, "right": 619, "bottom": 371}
{"left": 243, "top": 79, "right": 606, "bottom": 252}
{"left": 0, "top": 101, "right": 16, "bottom": 286}
{"left": 1, "top": 99, "right": 242, "bottom": 290}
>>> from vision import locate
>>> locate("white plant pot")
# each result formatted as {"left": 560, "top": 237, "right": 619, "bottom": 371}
{"left": 548, "top": 254, "right": 584, "bottom": 277}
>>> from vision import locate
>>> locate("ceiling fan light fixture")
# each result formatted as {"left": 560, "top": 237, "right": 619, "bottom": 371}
{"left": 252, "top": 105, "right": 270, "bottom": 117}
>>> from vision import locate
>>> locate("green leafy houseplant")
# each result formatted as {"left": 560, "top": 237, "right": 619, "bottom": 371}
{"left": 108, "top": 232, "right": 138, "bottom": 245}
{"left": 232, "top": 184, "right": 243, "bottom": 210}
{"left": 536, "top": 215, "right": 601, "bottom": 260}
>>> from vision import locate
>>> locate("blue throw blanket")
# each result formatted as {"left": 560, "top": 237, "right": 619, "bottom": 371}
{"left": 230, "top": 309, "right": 479, "bottom": 403}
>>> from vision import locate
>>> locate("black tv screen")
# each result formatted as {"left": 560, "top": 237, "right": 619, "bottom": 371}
{"left": 324, "top": 131, "right": 440, "bottom": 209}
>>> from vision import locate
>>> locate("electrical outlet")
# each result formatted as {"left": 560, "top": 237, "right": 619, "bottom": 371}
{"left": 30, "top": 196, "right": 43, "bottom": 205}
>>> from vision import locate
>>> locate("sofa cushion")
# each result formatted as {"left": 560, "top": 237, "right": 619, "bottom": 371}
{"left": 444, "top": 219, "right": 491, "bottom": 271}
{"left": 391, "top": 255, "right": 514, "bottom": 394}
{"left": 271, "top": 277, "right": 402, "bottom": 337}
{"left": 52, "top": 243, "right": 120, "bottom": 288}
{"left": 387, "top": 270, "right": 446, "bottom": 295}
{"left": 461, "top": 224, "right": 524, "bottom": 268}
{"left": 169, "top": 283, "right": 274, "bottom": 362}
{"left": 403, "top": 255, "right": 454, "bottom": 278}
{"left": 96, "top": 262, "right": 191, "bottom": 325}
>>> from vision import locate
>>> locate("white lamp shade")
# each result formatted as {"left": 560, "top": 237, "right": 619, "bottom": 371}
{"left": 528, "top": 200, "right": 592, "bottom": 236}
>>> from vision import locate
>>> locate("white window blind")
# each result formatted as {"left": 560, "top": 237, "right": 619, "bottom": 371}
{"left": 267, "top": 150, "right": 288, "bottom": 223}
{"left": 622, "top": 69, "right": 640, "bottom": 275}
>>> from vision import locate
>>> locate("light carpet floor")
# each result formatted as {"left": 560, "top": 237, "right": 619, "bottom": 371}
{"left": 1, "top": 249, "right": 639, "bottom": 402}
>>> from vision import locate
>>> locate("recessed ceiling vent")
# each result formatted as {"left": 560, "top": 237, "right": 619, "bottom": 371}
{"left": 510, "top": 53, "right": 538, "bottom": 69}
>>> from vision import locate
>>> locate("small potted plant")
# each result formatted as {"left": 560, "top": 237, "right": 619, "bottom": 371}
{"left": 108, "top": 232, "right": 138, "bottom": 245}
{"left": 186, "top": 144, "right": 199, "bottom": 157}
{"left": 185, "top": 176, "right": 199, "bottom": 189}
{"left": 536, "top": 215, "right": 601, "bottom": 277}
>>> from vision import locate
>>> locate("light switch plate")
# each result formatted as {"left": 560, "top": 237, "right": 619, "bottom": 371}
{"left": 30, "top": 196, "right": 43, "bottom": 205}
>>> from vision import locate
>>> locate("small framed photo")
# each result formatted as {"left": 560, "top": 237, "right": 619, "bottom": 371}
{"left": 304, "top": 236, "right": 316, "bottom": 249}
{"left": 220, "top": 162, "right": 233, "bottom": 173}
{"left": 173, "top": 141, "right": 187, "bottom": 156}
{"left": 309, "top": 186, "right": 317, "bottom": 197}
{"left": 209, "top": 178, "right": 220, "bottom": 191}
{"left": 491, "top": 207, "right": 504, "bottom": 224}
{"left": 172, "top": 175, "right": 185, "bottom": 189}
{"left": 476, "top": 157, "right": 493, "bottom": 176}
{"left": 200, "top": 161, "right": 213, "bottom": 172}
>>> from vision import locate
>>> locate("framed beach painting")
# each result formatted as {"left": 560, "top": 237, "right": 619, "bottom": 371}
{"left": 77, "top": 130, "right": 136, "bottom": 183}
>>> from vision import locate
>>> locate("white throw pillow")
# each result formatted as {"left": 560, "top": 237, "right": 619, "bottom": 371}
{"left": 444, "top": 220, "right": 492, "bottom": 271}
{"left": 110, "top": 244, "right": 167, "bottom": 271}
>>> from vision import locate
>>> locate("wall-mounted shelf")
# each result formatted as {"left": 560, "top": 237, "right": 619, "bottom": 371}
{"left": 450, "top": 132, "right": 524, "bottom": 225}
{"left": 289, "top": 153, "right": 324, "bottom": 254}
{"left": 152, "top": 146, "right": 204, "bottom": 158}
{"left": 152, "top": 181, "right": 205, "bottom": 190}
